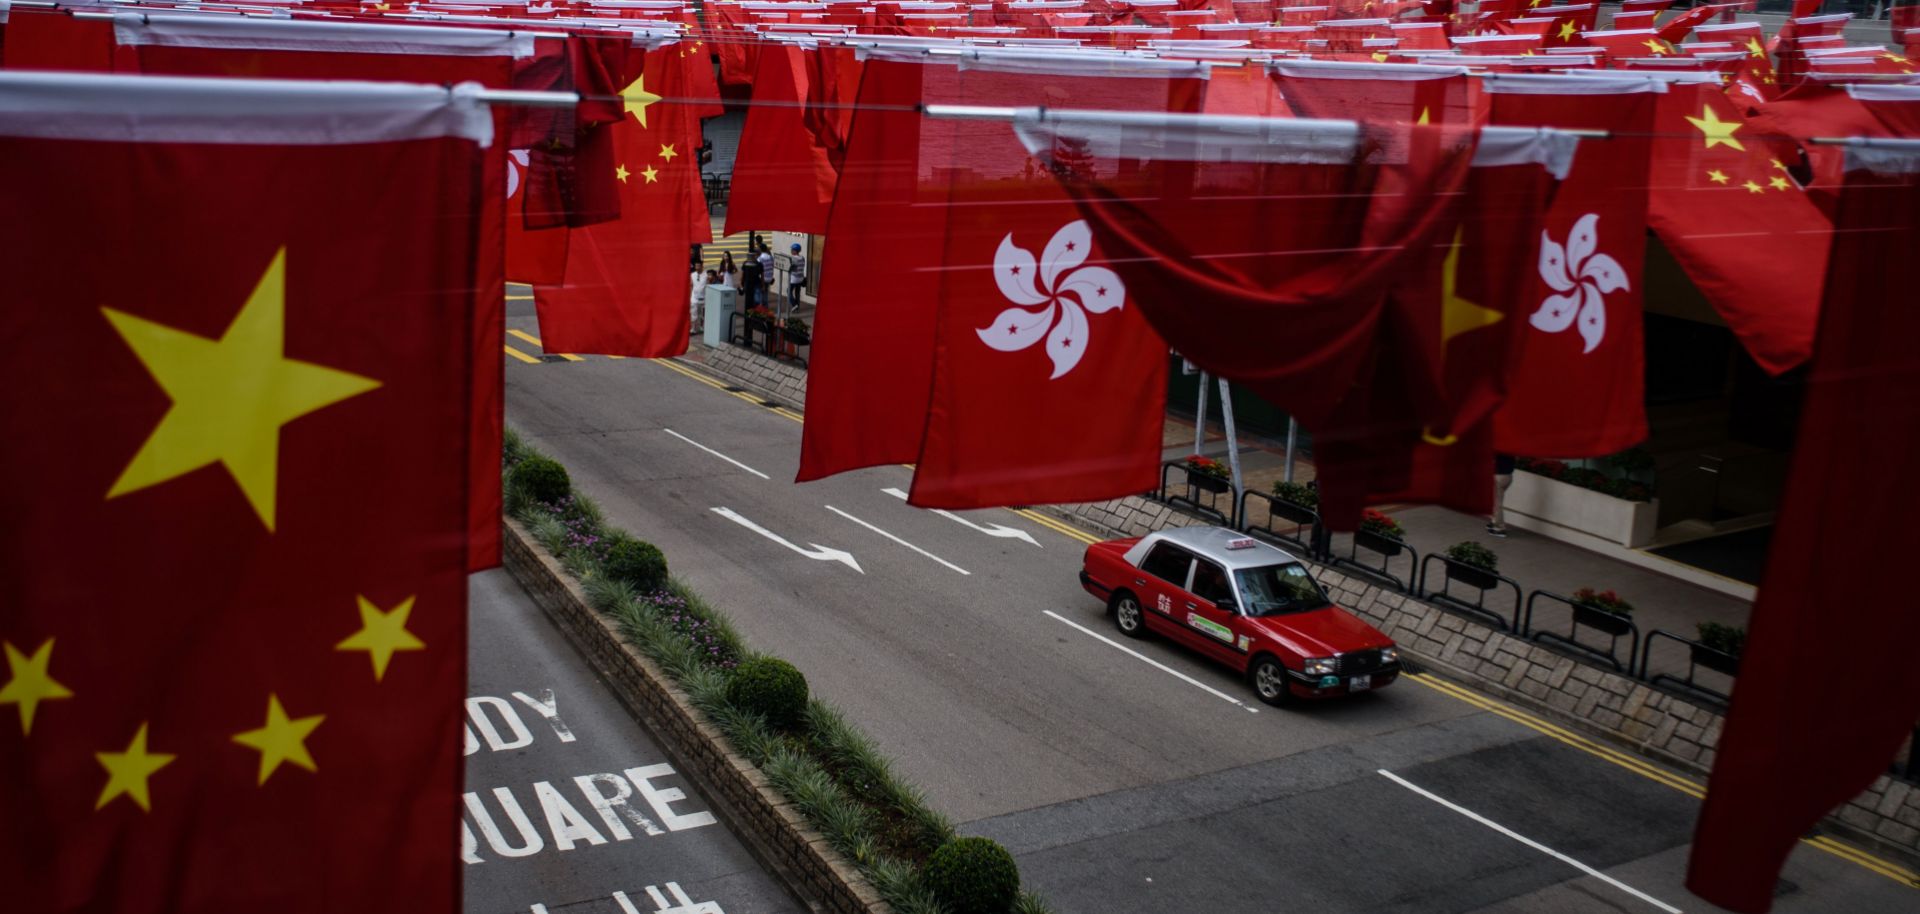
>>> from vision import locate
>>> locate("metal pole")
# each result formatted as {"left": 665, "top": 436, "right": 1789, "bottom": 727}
{"left": 1193, "top": 370, "right": 1210, "bottom": 458}
{"left": 1283, "top": 418, "right": 1298, "bottom": 484}
{"left": 1219, "top": 377, "right": 1243, "bottom": 508}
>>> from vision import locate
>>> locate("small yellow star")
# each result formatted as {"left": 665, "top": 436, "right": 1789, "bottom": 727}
{"left": 1558, "top": 20, "right": 1577, "bottom": 41}
{"left": 1747, "top": 37, "right": 1766, "bottom": 59}
{"left": 658, "top": 143, "right": 678, "bottom": 162}
{"left": 336, "top": 595, "right": 424, "bottom": 682}
{"left": 1770, "top": 158, "right": 1787, "bottom": 170}
{"left": 1743, "top": 180, "right": 1765, "bottom": 194}
{"left": 233, "top": 694, "right": 324, "bottom": 785}
{"left": 1685, "top": 105, "right": 1746, "bottom": 151}
{"left": 1885, "top": 53, "right": 1909, "bottom": 64}
{"left": 1769, "top": 176, "right": 1791, "bottom": 191}
{"left": 621, "top": 73, "right": 661, "bottom": 128}
{"left": 615, "top": 164, "right": 631, "bottom": 183}
{"left": 96, "top": 723, "right": 175, "bottom": 812}
{"left": 0, "top": 639, "right": 73, "bottom": 735}
{"left": 1644, "top": 38, "right": 1669, "bottom": 55}
{"left": 1707, "top": 169, "right": 1730, "bottom": 184}
{"left": 1371, "top": 51, "right": 1389, "bottom": 62}
{"left": 642, "top": 165, "right": 660, "bottom": 183}
{"left": 103, "top": 249, "right": 380, "bottom": 531}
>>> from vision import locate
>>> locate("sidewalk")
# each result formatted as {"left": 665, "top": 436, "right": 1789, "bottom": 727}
{"left": 1172, "top": 413, "right": 1749, "bottom": 697}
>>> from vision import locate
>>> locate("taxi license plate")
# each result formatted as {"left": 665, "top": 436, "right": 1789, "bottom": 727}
{"left": 1349, "top": 675, "right": 1372, "bottom": 692}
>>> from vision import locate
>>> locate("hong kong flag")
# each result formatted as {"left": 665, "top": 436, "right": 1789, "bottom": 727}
{"left": 0, "top": 72, "right": 479, "bottom": 913}
{"left": 1489, "top": 75, "right": 1658, "bottom": 457}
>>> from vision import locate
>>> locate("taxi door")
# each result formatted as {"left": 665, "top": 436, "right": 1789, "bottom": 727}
{"left": 1183, "top": 559, "right": 1249, "bottom": 666}
{"left": 1134, "top": 542, "right": 1202, "bottom": 648}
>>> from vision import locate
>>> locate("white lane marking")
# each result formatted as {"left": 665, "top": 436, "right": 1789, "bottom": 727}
{"left": 826, "top": 505, "right": 970, "bottom": 575}
{"left": 1377, "top": 769, "right": 1683, "bottom": 914}
{"left": 530, "top": 906, "right": 548, "bottom": 914}
{"left": 711, "top": 507, "right": 863, "bottom": 573}
{"left": 663, "top": 428, "right": 770, "bottom": 480}
{"left": 883, "top": 487, "right": 1041, "bottom": 547}
{"left": 1042, "top": 610, "right": 1258, "bottom": 714}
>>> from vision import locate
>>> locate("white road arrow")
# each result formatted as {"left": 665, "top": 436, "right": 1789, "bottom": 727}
{"left": 711, "top": 507, "right": 864, "bottom": 574}
{"left": 883, "top": 487, "right": 1040, "bottom": 547}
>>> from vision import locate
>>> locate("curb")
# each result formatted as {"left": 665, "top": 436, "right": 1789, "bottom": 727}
{"left": 501, "top": 517, "right": 894, "bottom": 914}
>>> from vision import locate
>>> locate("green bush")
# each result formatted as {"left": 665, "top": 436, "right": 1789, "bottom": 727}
{"left": 924, "top": 836, "right": 1020, "bottom": 914}
{"left": 1271, "top": 480, "right": 1318, "bottom": 508}
{"left": 510, "top": 455, "right": 571, "bottom": 504}
{"left": 605, "top": 538, "right": 669, "bottom": 591}
{"left": 1445, "top": 541, "right": 1498, "bottom": 572}
{"left": 1697, "top": 622, "right": 1747, "bottom": 658}
{"left": 726, "top": 657, "right": 810, "bottom": 730}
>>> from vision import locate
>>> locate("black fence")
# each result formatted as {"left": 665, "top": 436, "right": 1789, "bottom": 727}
{"left": 727, "top": 311, "right": 808, "bottom": 367}
{"left": 1637, "top": 629, "right": 1739, "bottom": 707}
{"left": 1152, "top": 460, "right": 1236, "bottom": 527}
{"left": 1330, "top": 527, "right": 1420, "bottom": 595}
{"left": 1419, "top": 555, "right": 1525, "bottom": 633}
{"left": 1526, "top": 590, "right": 1641, "bottom": 673}
{"left": 1238, "top": 490, "right": 1327, "bottom": 560}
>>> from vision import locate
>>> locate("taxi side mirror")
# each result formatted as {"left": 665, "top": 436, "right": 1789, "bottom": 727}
{"left": 1215, "top": 596, "right": 1238, "bottom": 612}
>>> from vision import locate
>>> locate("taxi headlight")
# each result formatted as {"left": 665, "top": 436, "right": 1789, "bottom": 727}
{"left": 1303, "top": 657, "right": 1337, "bottom": 675}
{"left": 1379, "top": 647, "right": 1399, "bottom": 665}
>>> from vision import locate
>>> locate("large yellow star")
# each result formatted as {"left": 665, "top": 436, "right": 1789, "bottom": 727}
{"left": 1707, "top": 169, "right": 1730, "bottom": 184}
{"left": 0, "top": 639, "right": 73, "bottom": 735}
{"left": 232, "top": 694, "right": 324, "bottom": 785}
{"left": 1643, "top": 38, "right": 1669, "bottom": 55}
{"left": 1558, "top": 20, "right": 1577, "bottom": 42}
{"left": 615, "top": 164, "right": 631, "bottom": 184}
{"left": 1416, "top": 107, "right": 1431, "bottom": 125}
{"left": 336, "top": 595, "right": 424, "bottom": 682}
{"left": 658, "top": 143, "right": 678, "bottom": 162}
{"left": 1685, "top": 105, "right": 1746, "bottom": 151}
{"left": 1747, "top": 37, "right": 1766, "bottom": 59}
{"left": 96, "top": 723, "right": 174, "bottom": 812}
{"left": 642, "top": 165, "right": 660, "bottom": 184}
{"left": 1440, "top": 230, "right": 1502, "bottom": 347}
{"left": 621, "top": 73, "right": 661, "bottom": 128}
{"left": 103, "top": 249, "right": 380, "bottom": 531}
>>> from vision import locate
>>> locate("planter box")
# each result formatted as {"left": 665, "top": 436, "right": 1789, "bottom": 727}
{"left": 1190, "top": 473, "right": 1230, "bottom": 495}
{"left": 1507, "top": 471, "right": 1660, "bottom": 548}
{"left": 1270, "top": 497, "right": 1317, "bottom": 527}
{"left": 1692, "top": 641, "right": 1742, "bottom": 677}
{"left": 1446, "top": 563, "right": 1499, "bottom": 592}
{"left": 1573, "top": 603, "right": 1635, "bottom": 637}
{"left": 1355, "top": 529, "right": 1404, "bottom": 557}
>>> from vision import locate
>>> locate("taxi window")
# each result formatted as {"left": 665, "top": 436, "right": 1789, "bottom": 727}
{"left": 1139, "top": 543, "right": 1194, "bottom": 586}
{"left": 1191, "top": 561, "right": 1234, "bottom": 605}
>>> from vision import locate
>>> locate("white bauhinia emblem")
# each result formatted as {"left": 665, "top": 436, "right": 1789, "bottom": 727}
{"left": 1533, "top": 213, "right": 1629, "bottom": 354}
{"left": 977, "top": 220, "right": 1126, "bottom": 379}
{"left": 506, "top": 149, "right": 530, "bottom": 199}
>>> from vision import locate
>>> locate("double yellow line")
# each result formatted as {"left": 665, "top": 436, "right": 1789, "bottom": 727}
{"left": 653, "top": 357, "right": 805, "bottom": 423}
{"left": 1406, "top": 671, "right": 1919, "bottom": 887}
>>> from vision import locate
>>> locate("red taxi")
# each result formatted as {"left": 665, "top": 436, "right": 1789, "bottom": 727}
{"left": 1079, "top": 526, "right": 1400, "bottom": 706}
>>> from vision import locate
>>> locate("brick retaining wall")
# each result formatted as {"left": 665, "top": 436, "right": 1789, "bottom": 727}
{"left": 502, "top": 518, "right": 890, "bottom": 914}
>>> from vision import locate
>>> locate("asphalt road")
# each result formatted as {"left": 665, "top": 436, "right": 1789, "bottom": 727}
{"left": 501, "top": 296, "right": 1918, "bottom": 914}
{"left": 464, "top": 567, "right": 804, "bottom": 914}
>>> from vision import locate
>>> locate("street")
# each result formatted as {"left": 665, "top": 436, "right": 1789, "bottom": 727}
{"left": 501, "top": 298, "right": 1918, "bottom": 914}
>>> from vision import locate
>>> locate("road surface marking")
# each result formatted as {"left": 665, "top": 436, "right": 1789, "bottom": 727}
{"left": 507, "top": 329, "right": 583, "bottom": 361}
{"left": 882, "top": 488, "right": 1040, "bottom": 547}
{"left": 504, "top": 345, "right": 541, "bottom": 364}
{"left": 662, "top": 429, "right": 770, "bottom": 480}
{"left": 1042, "top": 610, "right": 1257, "bottom": 714}
{"left": 1013, "top": 507, "right": 1098, "bottom": 544}
{"left": 711, "top": 507, "right": 862, "bottom": 573}
{"left": 1378, "top": 768, "right": 1683, "bottom": 914}
{"left": 826, "top": 505, "right": 969, "bottom": 575}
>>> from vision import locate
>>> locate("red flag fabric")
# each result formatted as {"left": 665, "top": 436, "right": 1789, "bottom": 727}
{"left": 0, "top": 71, "right": 481, "bottom": 913}
{"left": 1687, "top": 139, "right": 1920, "bottom": 914}
{"left": 533, "top": 44, "right": 702, "bottom": 356}
{"left": 1646, "top": 81, "right": 1831, "bottom": 374}
{"left": 1489, "top": 75, "right": 1658, "bottom": 457}
{"left": 0, "top": 8, "right": 115, "bottom": 71}
{"left": 1273, "top": 59, "right": 1478, "bottom": 125}
{"left": 725, "top": 41, "right": 838, "bottom": 235}
{"left": 1656, "top": 4, "right": 1719, "bottom": 44}
{"left": 906, "top": 55, "right": 1204, "bottom": 508}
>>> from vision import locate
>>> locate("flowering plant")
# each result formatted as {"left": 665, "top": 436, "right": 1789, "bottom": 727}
{"left": 644, "top": 590, "right": 739, "bottom": 670}
{"left": 1445, "top": 541, "right": 1499, "bottom": 572}
{"left": 1271, "top": 480, "right": 1318, "bottom": 508}
{"left": 784, "top": 315, "right": 811, "bottom": 335}
{"left": 1573, "top": 587, "right": 1634, "bottom": 617}
{"left": 1359, "top": 509, "right": 1405, "bottom": 539}
{"left": 746, "top": 306, "right": 776, "bottom": 322}
{"left": 1185, "top": 454, "right": 1229, "bottom": 480}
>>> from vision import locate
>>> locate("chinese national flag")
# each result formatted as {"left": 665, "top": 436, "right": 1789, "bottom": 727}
{"left": 0, "top": 74, "right": 478, "bottom": 912}
{"left": 1272, "top": 60, "right": 1479, "bottom": 126}
{"left": 1646, "top": 82, "right": 1831, "bottom": 374}
{"left": 726, "top": 42, "right": 838, "bottom": 236}
{"left": 533, "top": 46, "right": 702, "bottom": 357}
{"left": 1489, "top": 77, "right": 1657, "bottom": 457}
{"left": 1687, "top": 142, "right": 1920, "bottom": 914}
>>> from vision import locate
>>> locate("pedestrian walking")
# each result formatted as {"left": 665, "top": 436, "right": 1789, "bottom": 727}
{"left": 1487, "top": 452, "right": 1515, "bottom": 537}
{"left": 718, "top": 251, "right": 738, "bottom": 290}
{"left": 786, "top": 242, "right": 807, "bottom": 306}
{"left": 740, "top": 241, "right": 763, "bottom": 307}
{"left": 756, "top": 244, "right": 775, "bottom": 312}
{"left": 688, "top": 243, "right": 703, "bottom": 273}
{"left": 691, "top": 268, "right": 714, "bottom": 334}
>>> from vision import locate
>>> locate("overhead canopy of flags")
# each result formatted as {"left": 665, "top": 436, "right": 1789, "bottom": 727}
{"left": 2, "top": 0, "right": 1918, "bottom": 911}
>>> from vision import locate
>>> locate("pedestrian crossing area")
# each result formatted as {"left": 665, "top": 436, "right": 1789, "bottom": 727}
{"left": 700, "top": 215, "right": 754, "bottom": 270}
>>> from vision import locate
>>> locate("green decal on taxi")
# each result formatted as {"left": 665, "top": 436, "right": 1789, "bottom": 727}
{"left": 1187, "top": 613, "right": 1233, "bottom": 643}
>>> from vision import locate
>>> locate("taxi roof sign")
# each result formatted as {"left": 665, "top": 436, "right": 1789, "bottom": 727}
{"left": 1226, "top": 537, "right": 1257, "bottom": 550}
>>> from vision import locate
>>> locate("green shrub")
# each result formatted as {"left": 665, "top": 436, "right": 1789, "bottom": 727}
{"left": 1697, "top": 622, "right": 1747, "bottom": 658}
{"left": 924, "top": 836, "right": 1020, "bottom": 914}
{"left": 604, "top": 538, "right": 669, "bottom": 591}
{"left": 1271, "top": 480, "right": 1318, "bottom": 508}
{"left": 511, "top": 455, "right": 571, "bottom": 504}
{"left": 1445, "top": 541, "right": 1498, "bottom": 572}
{"left": 726, "top": 657, "right": 809, "bottom": 730}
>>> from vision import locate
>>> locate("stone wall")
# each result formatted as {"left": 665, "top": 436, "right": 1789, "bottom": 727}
{"left": 689, "top": 336, "right": 1920, "bottom": 865}
{"left": 502, "top": 519, "right": 890, "bottom": 914}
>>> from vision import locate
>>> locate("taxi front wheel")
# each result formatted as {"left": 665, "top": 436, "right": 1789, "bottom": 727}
{"left": 1250, "top": 656, "right": 1293, "bottom": 707}
{"left": 1111, "top": 592, "right": 1147, "bottom": 639}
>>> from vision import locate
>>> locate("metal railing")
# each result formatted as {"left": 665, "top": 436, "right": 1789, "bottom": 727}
{"left": 1417, "top": 554, "right": 1524, "bottom": 632}
{"left": 1328, "top": 528, "right": 1418, "bottom": 595}
{"left": 1523, "top": 591, "right": 1641, "bottom": 673}
{"left": 1237, "top": 490, "right": 1326, "bottom": 560}
{"left": 1154, "top": 460, "right": 1235, "bottom": 527}
{"left": 1636, "top": 630, "right": 1739, "bottom": 707}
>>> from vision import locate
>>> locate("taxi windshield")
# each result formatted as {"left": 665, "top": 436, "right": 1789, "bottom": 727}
{"left": 1233, "top": 562, "right": 1329, "bottom": 616}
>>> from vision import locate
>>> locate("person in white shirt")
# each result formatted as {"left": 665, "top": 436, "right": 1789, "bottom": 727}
{"left": 786, "top": 243, "right": 807, "bottom": 306}
{"left": 691, "top": 268, "right": 715, "bottom": 333}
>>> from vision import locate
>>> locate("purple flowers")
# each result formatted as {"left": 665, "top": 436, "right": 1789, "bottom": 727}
{"left": 645, "top": 589, "right": 738, "bottom": 670}
{"left": 541, "top": 496, "right": 614, "bottom": 564}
